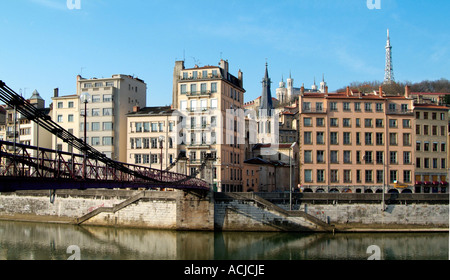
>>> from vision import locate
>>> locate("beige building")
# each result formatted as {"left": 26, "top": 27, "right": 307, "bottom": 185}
{"left": 172, "top": 59, "right": 245, "bottom": 192}
{"left": 299, "top": 86, "right": 415, "bottom": 193}
{"left": 414, "top": 104, "right": 449, "bottom": 193}
{"left": 52, "top": 75, "right": 147, "bottom": 162}
{"left": 1, "top": 90, "right": 52, "bottom": 154}
{"left": 126, "top": 106, "right": 182, "bottom": 173}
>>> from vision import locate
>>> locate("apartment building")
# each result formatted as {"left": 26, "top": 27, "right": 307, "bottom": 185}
{"left": 126, "top": 106, "right": 182, "bottom": 173}
{"left": 172, "top": 59, "right": 245, "bottom": 192}
{"left": 414, "top": 104, "right": 449, "bottom": 193}
{"left": 52, "top": 75, "right": 147, "bottom": 162}
{"left": 299, "top": 86, "right": 415, "bottom": 194}
{"left": 1, "top": 90, "right": 52, "bottom": 153}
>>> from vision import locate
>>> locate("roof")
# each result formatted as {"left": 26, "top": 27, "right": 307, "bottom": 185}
{"left": 411, "top": 92, "right": 450, "bottom": 96}
{"left": 127, "top": 106, "right": 174, "bottom": 116}
{"left": 414, "top": 104, "right": 450, "bottom": 110}
{"left": 244, "top": 157, "right": 288, "bottom": 167}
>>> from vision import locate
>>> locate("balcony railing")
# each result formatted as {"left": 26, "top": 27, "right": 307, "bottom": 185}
{"left": 386, "top": 109, "right": 414, "bottom": 115}
{"left": 302, "top": 108, "right": 328, "bottom": 114}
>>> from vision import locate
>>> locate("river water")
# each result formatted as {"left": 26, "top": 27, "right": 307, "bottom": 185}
{"left": 0, "top": 220, "right": 448, "bottom": 260}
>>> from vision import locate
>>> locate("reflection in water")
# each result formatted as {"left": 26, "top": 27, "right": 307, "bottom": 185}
{"left": 0, "top": 221, "right": 448, "bottom": 260}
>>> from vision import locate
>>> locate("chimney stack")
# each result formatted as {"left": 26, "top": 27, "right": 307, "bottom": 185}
{"left": 133, "top": 106, "right": 140, "bottom": 113}
{"left": 54, "top": 88, "right": 59, "bottom": 98}
{"left": 346, "top": 86, "right": 350, "bottom": 97}
{"left": 405, "top": 85, "right": 410, "bottom": 98}
{"left": 379, "top": 85, "right": 383, "bottom": 97}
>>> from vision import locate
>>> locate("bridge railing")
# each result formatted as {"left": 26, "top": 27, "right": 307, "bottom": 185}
{"left": 0, "top": 140, "right": 209, "bottom": 190}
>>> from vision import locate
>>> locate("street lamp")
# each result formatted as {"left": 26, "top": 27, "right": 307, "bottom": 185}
{"left": 80, "top": 92, "right": 90, "bottom": 180}
{"left": 289, "top": 142, "right": 297, "bottom": 211}
{"left": 159, "top": 135, "right": 164, "bottom": 181}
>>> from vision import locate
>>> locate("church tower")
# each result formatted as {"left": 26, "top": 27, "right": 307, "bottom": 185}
{"left": 287, "top": 72, "right": 294, "bottom": 101}
{"left": 259, "top": 62, "right": 274, "bottom": 115}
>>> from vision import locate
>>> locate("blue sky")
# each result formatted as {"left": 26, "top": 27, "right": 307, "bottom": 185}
{"left": 0, "top": 0, "right": 449, "bottom": 107}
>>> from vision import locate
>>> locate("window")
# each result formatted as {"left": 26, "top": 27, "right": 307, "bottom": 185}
{"left": 103, "top": 108, "right": 113, "bottom": 116}
{"left": 330, "top": 102, "right": 338, "bottom": 111}
{"left": 365, "top": 170, "right": 373, "bottom": 183}
{"left": 190, "top": 84, "right": 197, "bottom": 94}
{"left": 316, "top": 118, "right": 324, "bottom": 127}
{"left": 151, "top": 123, "right": 158, "bottom": 132}
{"left": 365, "top": 119, "right": 372, "bottom": 128}
{"left": 151, "top": 138, "right": 158, "bottom": 149}
{"left": 134, "top": 154, "right": 142, "bottom": 164}
{"left": 57, "top": 102, "right": 63, "bottom": 109}
{"left": 316, "top": 132, "right": 324, "bottom": 144}
{"left": 304, "top": 118, "right": 312, "bottom": 127}
{"left": 343, "top": 118, "right": 351, "bottom": 127}
{"left": 68, "top": 114, "right": 74, "bottom": 123}
{"left": 91, "top": 137, "right": 100, "bottom": 146}
{"left": 317, "top": 170, "right": 325, "bottom": 182}
{"left": 135, "top": 122, "right": 143, "bottom": 132}
{"left": 376, "top": 119, "right": 383, "bottom": 128}
{"left": 364, "top": 103, "right": 372, "bottom": 112}
{"left": 403, "top": 119, "right": 411, "bottom": 128}
{"left": 343, "top": 132, "right": 351, "bottom": 145}
{"left": 433, "top": 158, "right": 438, "bottom": 169}
{"left": 330, "top": 151, "right": 338, "bottom": 163}
{"left": 103, "top": 137, "right": 113, "bottom": 146}
{"left": 344, "top": 151, "right": 351, "bottom": 163}
{"left": 304, "top": 170, "right": 313, "bottom": 182}
{"left": 364, "top": 151, "right": 373, "bottom": 163}
{"left": 92, "top": 109, "right": 100, "bottom": 116}
{"left": 344, "top": 170, "right": 352, "bottom": 183}
{"left": 92, "top": 95, "right": 101, "bottom": 103}
{"left": 389, "top": 133, "right": 397, "bottom": 145}
{"left": 424, "top": 158, "right": 430, "bottom": 168}
{"left": 403, "top": 152, "right": 411, "bottom": 164}
{"left": 317, "top": 151, "right": 325, "bottom": 163}
{"left": 180, "top": 100, "right": 187, "bottom": 111}
{"left": 365, "top": 133, "right": 372, "bottom": 145}
{"left": 304, "top": 151, "right": 312, "bottom": 163}
{"left": 390, "top": 151, "right": 397, "bottom": 164}
{"left": 316, "top": 102, "right": 323, "bottom": 112}
{"left": 343, "top": 102, "right": 351, "bottom": 111}
{"left": 390, "top": 170, "right": 398, "bottom": 183}
{"left": 91, "top": 122, "right": 100, "bottom": 131}
{"left": 403, "top": 170, "right": 411, "bottom": 183}
{"left": 330, "top": 118, "right": 338, "bottom": 127}
{"left": 354, "top": 102, "right": 361, "bottom": 112}
{"left": 68, "top": 101, "right": 74, "bottom": 108}
{"left": 180, "top": 84, "right": 187, "bottom": 94}
{"left": 376, "top": 170, "right": 384, "bottom": 183}
{"left": 330, "top": 170, "right": 339, "bottom": 183}
{"left": 200, "top": 83, "right": 207, "bottom": 93}
{"left": 376, "top": 133, "right": 384, "bottom": 145}
{"left": 304, "top": 132, "right": 312, "bottom": 144}
{"left": 376, "top": 103, "right": 383, "bottom": 112}
{"left": 403, "top": 133, "right": 411, "bottom": 146}
{"left": 57, "top": 115, "right": 63, "bottom": 123}
{"left": 376, "top": 151, "right": 384, "bottom": 164}
{"left": 211, "top": 99, "right": 218, "bottom": 109}
{"left": 416, "top": 141, "right": 421, "bottom": 151}
{"left": 330, "top": 132, "right": 338, "bottom": 145}
{"left": 389, "top": 119, "right": 397, "bottom": 128}
{"left": 211, "top": 83, "right": 217, "bottom": 93}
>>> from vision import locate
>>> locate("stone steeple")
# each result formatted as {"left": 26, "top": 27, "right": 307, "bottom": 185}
{"left": 259, "top": 62, "right": 273, "bottom": 115}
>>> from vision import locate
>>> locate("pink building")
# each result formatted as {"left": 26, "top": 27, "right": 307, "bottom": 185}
{"left": 299, "top": 86, "right": 415, "bottom": 194}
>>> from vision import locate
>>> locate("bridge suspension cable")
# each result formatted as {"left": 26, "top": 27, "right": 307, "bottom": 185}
{"left": 0, "top": 80, "right": 208, "bottom": 188}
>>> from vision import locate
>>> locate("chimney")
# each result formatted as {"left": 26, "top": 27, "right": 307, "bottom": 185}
{"left": 300, "top": 84, "right": 305, "bottom": 95}
{"left": 405, "top": 85, "right": 410, "bottom": 98}
{"left": 325, "top": 86, "right": 328, "bottom": 94}
{"left": 379, "top": 85, "right": 383, "bottom": 97}
{"left": 346, "top": 86, "right": 350, "bottom": 97}
{"left": 54, "top": 88, "right": 59, "bottom": 98}
{"left": 133, "top": 106, "right": 140, "bottom": 113}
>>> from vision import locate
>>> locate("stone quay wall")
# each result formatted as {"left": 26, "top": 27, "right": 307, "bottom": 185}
{"left": 0, "top": 190, "right": 448, "bottom": 232}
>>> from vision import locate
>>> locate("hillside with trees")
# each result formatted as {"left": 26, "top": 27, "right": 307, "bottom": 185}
{"left": 336, "top": 78, "right": 450, "bottom": 96}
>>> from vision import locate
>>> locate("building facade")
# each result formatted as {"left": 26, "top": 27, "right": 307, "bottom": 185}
{"left": 172, "top": 59, "right": 246, "bottom": 192}
{"left": 52, "top": 75, "right": 147, "bottom": 162}
{"left": 414, "top": 104, "right": 449, "bottom": 193}
{"left": 299, "top": 86, "right": 416, "bottom": 194}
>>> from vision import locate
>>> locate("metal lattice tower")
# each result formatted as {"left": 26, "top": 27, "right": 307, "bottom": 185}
{"left": 384, "top": 29, "right": 395, "bottom": 84}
